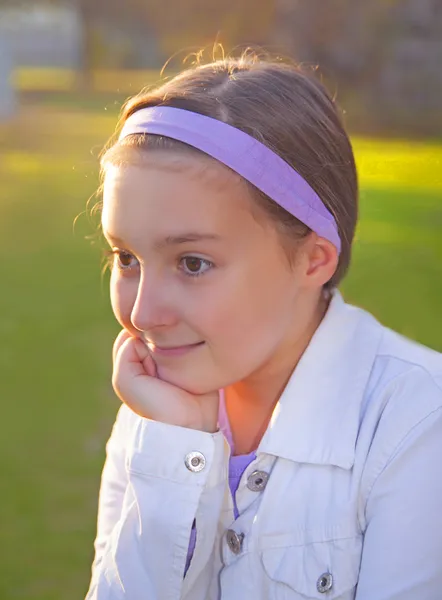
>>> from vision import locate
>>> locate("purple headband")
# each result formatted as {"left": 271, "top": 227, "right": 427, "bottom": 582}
{"left": 119, "top": 106, "right": 341, "bottom": 253}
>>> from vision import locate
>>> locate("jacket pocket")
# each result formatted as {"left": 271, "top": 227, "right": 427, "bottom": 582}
{"left": 260, "top": 530, "right": 362, "bottom": 600}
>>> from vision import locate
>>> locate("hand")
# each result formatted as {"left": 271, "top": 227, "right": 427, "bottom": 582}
{"left": 112, "top": 330, "right": 220, "bottom": 433}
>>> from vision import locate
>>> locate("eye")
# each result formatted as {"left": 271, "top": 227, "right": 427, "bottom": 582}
{"left": 179, "top": 256, "right": 213, "bottom": 277}
{"left": 115, "top": 250, "right": 139, "bottom": 271}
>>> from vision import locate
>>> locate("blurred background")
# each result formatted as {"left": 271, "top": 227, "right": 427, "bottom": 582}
{"left": 0, "top": 1, "right": 441, "bottom": 598}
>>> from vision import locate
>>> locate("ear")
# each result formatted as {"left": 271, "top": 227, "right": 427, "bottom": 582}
{"left": 302, "top": 234, "right": 339, "bottom": 289}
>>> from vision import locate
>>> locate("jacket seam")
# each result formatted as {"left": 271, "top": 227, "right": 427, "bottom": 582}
{"left": 363, "top": 405, "right": 442, "bottom": 519}
{"left": 374, "top": 354, "right": 442, "bottom": 391}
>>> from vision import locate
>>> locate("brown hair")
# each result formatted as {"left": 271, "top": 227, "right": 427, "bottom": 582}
{"left": 101, "top": 52, "right": 358, "bottom": 288}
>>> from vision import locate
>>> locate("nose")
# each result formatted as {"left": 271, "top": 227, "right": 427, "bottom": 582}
{"left": 130, "top": 272, "right": 178, "bottom": 333}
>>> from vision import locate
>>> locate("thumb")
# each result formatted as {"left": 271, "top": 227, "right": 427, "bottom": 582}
{"left": 113, "top": 336, "right": 147, "bottom": 384}
{"left": 132, "top": 338, "right": 158, "bottom": 378}
{"left": 112, "top": 336, "right": 158, "bottom": 418}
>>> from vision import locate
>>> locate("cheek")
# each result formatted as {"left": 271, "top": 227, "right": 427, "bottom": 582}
{"left": 110, "top": 273, "right": 138, "bottom": 330}
{"left": 207, "top": 269, "right": 299, "bottom": 356}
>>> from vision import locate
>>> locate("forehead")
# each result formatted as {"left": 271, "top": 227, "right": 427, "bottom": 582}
{"left": 102, "top": 159, "right": 262, "bottom": 245}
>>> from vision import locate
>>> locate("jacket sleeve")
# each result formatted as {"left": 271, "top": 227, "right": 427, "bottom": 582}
{"left": 86, "top": 405, "right": 130, "bottom": 594}
{"left": 356, "top": 385, "right": 442, "bottom": 600}
{"left": 85, "top": 405, "right": 229, "bottom": 600}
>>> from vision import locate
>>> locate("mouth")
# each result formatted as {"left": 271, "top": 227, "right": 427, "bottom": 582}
{"left": 146, "top": 341, "right": 205, "bottom": 357}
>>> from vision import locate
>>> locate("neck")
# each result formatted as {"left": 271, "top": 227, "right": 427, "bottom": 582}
{"left": 224, "top": 291, "right": 330, "bottom": 455}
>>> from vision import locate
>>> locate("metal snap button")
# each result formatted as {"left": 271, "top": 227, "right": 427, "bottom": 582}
{"left": 246, "top": 470, "right": 269, "bottom": 492}
{"left": 184, "top": 451, "right": 206, "bottom": 472}
{"left": 225, "top": 529, "right": 244, "bottom": 555}
{"left": 317, "top": 572, "right": 333, "bottom": 593}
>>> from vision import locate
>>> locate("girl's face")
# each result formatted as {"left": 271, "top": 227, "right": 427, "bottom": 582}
{"left": 102, "top": 154, "right": 319, "bottom": 394}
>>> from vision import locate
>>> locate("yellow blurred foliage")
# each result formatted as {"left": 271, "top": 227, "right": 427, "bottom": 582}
{"left": 14, "top": 68, "right": 162, "bottom": 94}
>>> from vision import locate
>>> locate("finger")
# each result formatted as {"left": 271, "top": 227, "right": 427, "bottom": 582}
{"left": 112, "top": 337, "right": 163, "bottom": 418}
{"left": 112, "top": 329, "right": 132, "bottom": 365}
{"left": 114, "top": 336, "right": 147, "bottom": 381}
{"left": 133, "top": 338, "right": 157, "bottom": 378}
{"left": 112, "top": 337, "right": 150, "bottom": 414}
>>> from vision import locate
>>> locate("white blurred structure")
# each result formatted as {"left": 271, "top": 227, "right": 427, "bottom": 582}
{"left": 0, "top": 5, "right": 82, "bottom": 69}
{"left": 0, "top": 3, "right": 160, "bottom": 70}
{"left": 0, "top": 35, "right": 16, "bottom": 120}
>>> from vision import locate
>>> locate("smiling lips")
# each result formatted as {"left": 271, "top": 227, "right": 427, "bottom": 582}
{"left": 147, "top": 341, "right": 205, "bottom": 357}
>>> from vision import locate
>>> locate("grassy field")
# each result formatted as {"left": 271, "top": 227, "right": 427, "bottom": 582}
{"left": 0, "top": 89, "right": 441, "bottom": 600}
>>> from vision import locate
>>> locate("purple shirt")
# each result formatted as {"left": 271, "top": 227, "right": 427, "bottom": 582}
{"left": 185, "top": 392, "right": 256, "bottom": 573}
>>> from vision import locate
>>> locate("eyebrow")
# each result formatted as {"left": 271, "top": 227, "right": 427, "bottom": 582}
{"left": 103, "top": 231, "right": 222, "bottom": 248}
{"left": 156, "top": 233, "right": 222, "bottom": 248}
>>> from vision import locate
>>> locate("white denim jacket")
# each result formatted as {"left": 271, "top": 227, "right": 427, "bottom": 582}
{"left": 86, "top": 292, "right": 442, "bottom": 600}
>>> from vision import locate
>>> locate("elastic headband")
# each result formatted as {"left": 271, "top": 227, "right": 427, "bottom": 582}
{"left": 119, "top": 106, "right": 341, "bottom": 253}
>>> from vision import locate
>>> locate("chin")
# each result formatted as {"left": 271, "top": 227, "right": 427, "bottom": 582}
{"left": 155, "top": 364, "right": 225, "bottom": 396}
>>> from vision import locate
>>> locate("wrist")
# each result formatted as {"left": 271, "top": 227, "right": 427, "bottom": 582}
{"left": 185, "top": 416, "right": 219, "bottom": 434}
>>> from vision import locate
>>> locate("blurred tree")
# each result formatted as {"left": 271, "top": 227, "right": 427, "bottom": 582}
{"left": 2, "top": 0, "right": 440, "bottom": 133}
{"left": 271, "top": 0, "right": 401, "bottom": 83}
{"left": 0, "top": 0, "right": 161, "bottom": 87}
{"left": 67, "top": 0, "right": 275, "bottom": 85}
{"left": 271, "top": 0, "right": 442, "bottom": 134}
{"left": 67, "top": 0, "right": 157, "bottom": 88}
{"left": 0, "top": 0, "right": 275, "bottom": 85}
{"left": 140, "top": 0, "right": 275, "bottom": 57}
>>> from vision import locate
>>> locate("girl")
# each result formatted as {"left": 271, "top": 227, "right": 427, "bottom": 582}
{"left": 86, "top": 54, "right": 442, "bottom": 599}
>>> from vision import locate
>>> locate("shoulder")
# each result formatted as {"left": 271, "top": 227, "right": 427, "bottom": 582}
{"left": 358, "top": 317, "right": 442, "bottom": 492}
{"left": 339, "top": 292, "right": 442, "bottom": 415}
{"left": 365, "top": 322, "right": 442, "bottom": 419}
{"left": 334, "top": 296, "right": 442, "bottom": 470}
{"left": 377, "top": 325, "right": 442, "bottom": 386}
{"left": 337, "top": 295, "right": 442, "bottom": 434}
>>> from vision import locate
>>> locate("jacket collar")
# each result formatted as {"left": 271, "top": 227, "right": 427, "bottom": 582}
{"left": 258, "top": 291, "right": 383, "bottom": 470}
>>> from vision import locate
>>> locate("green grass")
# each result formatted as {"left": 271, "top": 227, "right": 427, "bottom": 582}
{"left": 0, "top": 92, "right": 441, "bottom": 600}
